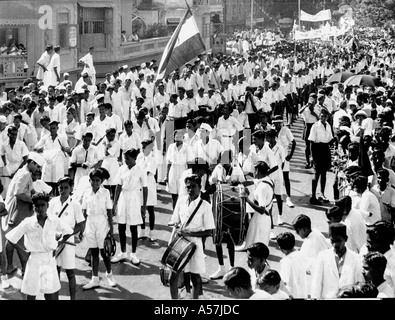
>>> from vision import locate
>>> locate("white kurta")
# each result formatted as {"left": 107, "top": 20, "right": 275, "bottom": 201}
{"left": 244, "top": 177, "right": 274, "bottom": 248}
{"left": 36, "top": 51, "right": 51, "bottom": 81}
{"left": 279, "top": 250, "right": 308, "bottom": 299}
{"left": 79, "top": 52, "right": 96, "bottom": 86}
{"left": 44, "top": 53, "right": 60, "bottom": 87}
{"left": 35, "top": 134, "right": 70, "bottom": 183}
{"left": 311, "top": 248, "right": 364, "bottom": 299}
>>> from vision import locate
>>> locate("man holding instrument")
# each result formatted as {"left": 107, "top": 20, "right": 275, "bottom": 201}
{"left": 168, "top": 174, "right": 215, "bottom": 299}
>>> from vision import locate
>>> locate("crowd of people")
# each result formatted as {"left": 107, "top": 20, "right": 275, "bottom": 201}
{"left": 0, "top": 25, "right": 395, "bottom": 300}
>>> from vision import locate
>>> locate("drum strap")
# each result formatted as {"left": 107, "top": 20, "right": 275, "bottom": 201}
{"left": 259, "top": 180, "right": 274, "bottom": 210}
{"left": 182, "top": 199, "right": 204, "bottom": 230}
{"left": 58, "top": 201, "right": 70, "bottom": 219}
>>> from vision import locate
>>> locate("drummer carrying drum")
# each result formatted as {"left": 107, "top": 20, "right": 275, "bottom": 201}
{"left": 168, "top": 174, "right": 215, "bottom": 299}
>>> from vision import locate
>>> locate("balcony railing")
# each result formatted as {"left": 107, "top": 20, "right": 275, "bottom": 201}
{"left": 0, "top": 55, "right": 28, "bottom": 79}
{"left": 120, "top": 36, "right": 171, "bottom": 59}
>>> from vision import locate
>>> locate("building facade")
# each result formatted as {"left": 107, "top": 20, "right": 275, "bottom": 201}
{"left": 0, "top": 0, "right": 171, "bottom": 88}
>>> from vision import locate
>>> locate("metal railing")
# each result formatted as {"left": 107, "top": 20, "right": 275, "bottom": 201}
{"left": 0, "top": 55, "right": 28, "bottom": 79}
{"left": 120, "top": 36, "right": 171, "bottom": 59}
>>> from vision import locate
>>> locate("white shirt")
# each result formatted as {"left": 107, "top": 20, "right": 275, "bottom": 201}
{"left": 357, "top": 189, "right": 381, "bottom": 225}
{"left": 166, "top": 143, "right": 194, "bottom": 166}
{"left": 279, "top": 250, "right": 308, "bottom": 299}
{"left": 308, "top": 121, "right": 333, "bottom": 143}
{"left": 343, "top": 209, "right": 367, "bottom": 253}
{"left": 249, "top": 144, "right": 277, "bottom": 170}
{"left": 119, "top": 132, "right": 142, "bottom": 153}
{"left": 277, "top": 126, "right": 294, "bottom": 151}
{"left": 300, "top": 228, "right": 331, "bottom": 273}
{"left": 170, "top": 196, "right": 215, "bottom": 233}
{"left": 217, "top": 116, "right": 243, "bottom": 137}
{"left": 333, "top": 109, "right": 351, "bottom": 130}
{"left": 6, "top": 214, "right": 73, "bottom": 253}
{"left": 192, "top": 138, "right": 224, "bottom": 166}
{"left": 0, "top": 139, "right": 29, "bottom": 175}
{"left": 48, "top": 196, "right": 85, "bottom": 243}
{"left": 82, "top": 187, "right": 112, "bottom": 217}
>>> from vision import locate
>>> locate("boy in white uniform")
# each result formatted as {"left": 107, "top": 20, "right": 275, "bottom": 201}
{"left": 6, "top": 192, "right": 73, "bottom": 300}
{"left": 48, "top": 177, "right": 85, "bottom": 300}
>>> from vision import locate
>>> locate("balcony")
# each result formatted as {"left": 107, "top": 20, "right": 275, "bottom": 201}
{"left": 0, "top": 55, "right": 28, "bottom": 80}
{"left": 120, "top": 36, "right": 171, "bottom": 60}
{"left": 192, "top": 0, "right": 223, "bottom": 12}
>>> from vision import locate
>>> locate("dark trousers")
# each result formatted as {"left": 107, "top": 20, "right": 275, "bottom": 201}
{"left": 248, "top": 113, "right": 259, "bottom": 133}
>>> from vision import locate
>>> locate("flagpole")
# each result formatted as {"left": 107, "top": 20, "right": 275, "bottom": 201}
{"left": 298, "top": 0, "right": 301, "bottom": 29}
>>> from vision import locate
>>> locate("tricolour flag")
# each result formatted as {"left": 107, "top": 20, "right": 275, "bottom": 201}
{"left": 156, "top": 9, "right": 206, "bottom": 83}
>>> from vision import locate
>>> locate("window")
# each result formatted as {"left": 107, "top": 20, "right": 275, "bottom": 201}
{"left": 80, "top": 8, "right": 105, "bottom": 34}
{"left": 78, "top": 6, "right": 109, "bottom": 49}
{"left": 58, "top": 12, "right": 69, "bottom": 49}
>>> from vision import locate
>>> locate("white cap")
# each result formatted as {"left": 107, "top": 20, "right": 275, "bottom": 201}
{"left": 28, "top": 152, "right": 45, "bottom": 167}
{"left": 96, "top": 94, "right": 105, "bottom": 100}
{"left": 57, "top": 85, "right": 66, "bottom": 91}
{"left": 39, "top": 87, "right": 48, "bottom": 93}
{"left": 123, "top": 64, "right": 129, "bottom": 69}
{"left": 200, "top": 123, "right": 212, "bottom": 132}
{"left": 63, "top": 72, "right": 70, "bottom": 76}
{"left": 0, "top": 115, "right": 7, "bottom": 123}
{"left": 22, "top": 94, "right": 31, "bottom": 100}
{"left": 76, "top": 88, "right": 85, "bottom": 94}
{"left": 357, "top": 88, "right": 363, "bottom": 94}
{"left": 355, "top": 110, "right": 368, "bottom": 118}
{"left": 141, "top": 63, "right": 146, "bottom": 68}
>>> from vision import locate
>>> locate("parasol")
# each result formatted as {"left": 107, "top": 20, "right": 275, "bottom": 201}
{"left": 343, "top": 74, "right": 382, "bottom": 88}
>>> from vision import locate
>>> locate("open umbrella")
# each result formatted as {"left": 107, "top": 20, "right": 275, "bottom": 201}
{"left": 343, "top": 74, "right": 381, "bottom": 88}
{"left": 326, "top": 71, "right": 354, "bottom": 84}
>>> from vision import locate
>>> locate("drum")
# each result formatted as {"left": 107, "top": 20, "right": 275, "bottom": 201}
{"left": 212, "top": 183, "right": 248, "bottom": 246}
{"left": 161, "top": 235, "right": 196, "bottom": 273}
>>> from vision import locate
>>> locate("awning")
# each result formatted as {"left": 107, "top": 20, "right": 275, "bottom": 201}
{"left": 0, "top": 1, "right": 41, "bottom": 26}
{"left": 78, "top": 1, "right": 115, "bottom": 8}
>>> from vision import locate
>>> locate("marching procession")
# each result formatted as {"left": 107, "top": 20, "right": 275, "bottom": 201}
{"left": 1, "top": 18, "right": 395, "bottom": 301}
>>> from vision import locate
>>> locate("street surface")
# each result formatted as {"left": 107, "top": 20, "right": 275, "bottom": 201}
{"left": 0, "top": 118, "right": 335, "bottom": 300}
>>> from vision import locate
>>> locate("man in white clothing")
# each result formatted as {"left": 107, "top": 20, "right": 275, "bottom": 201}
{"left": 277, "top": 232, "right": 308, "bottom": 299}
{"left": 191, "top": 123, "right": 224, "bottom": 171}
{"left": 44, "top": 46, "right": 61, "bottom": 87}
{"left": 363, "top": 251, "right": 395, "bottom": 298}
{"left": 292, "top": 214, "right": 331, "bottom": 275}
{"left": 311, "top": 223, "right": 364, "bottom": 299}
{"left": 216, "top": 104, "right": 243, "bottom": 152}
{"left": 79, "top": 46, "right": 96, "bottom": 87}
{"left": 36, "top": 45, "right": 53, "bottom": 83}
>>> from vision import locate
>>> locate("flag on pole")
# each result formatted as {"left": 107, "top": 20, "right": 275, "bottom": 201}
{"left": 156, "top": 8, "right": 206, "bottom": 83}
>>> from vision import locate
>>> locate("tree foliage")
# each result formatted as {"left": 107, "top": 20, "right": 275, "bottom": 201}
{"left": 352, "top": 0, "right": 395, "bottom": 27}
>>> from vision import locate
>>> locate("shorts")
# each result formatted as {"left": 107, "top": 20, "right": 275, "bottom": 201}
{"left": 84, "top": 215, "right": 110, "bottom": 249}
{"left": 56, "top": 242, "right": 76, "bottom": 270}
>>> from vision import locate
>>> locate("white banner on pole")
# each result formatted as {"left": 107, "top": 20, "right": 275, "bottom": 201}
{"left": 300, "top": 9, "right": 332, "bottom": 22}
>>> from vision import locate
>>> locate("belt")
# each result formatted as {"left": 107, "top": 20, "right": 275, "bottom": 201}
{"left": 222, "top": 135, "right": 233, "bottom": 138}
